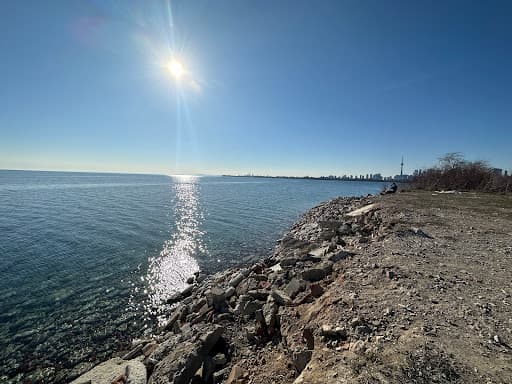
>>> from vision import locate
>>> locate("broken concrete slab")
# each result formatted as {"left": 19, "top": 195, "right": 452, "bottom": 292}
{"left": 70, "top": 358, "right": 146, "bottom": 384}
{"left": 346, "top": 203, "right": 379, "bottom": 217}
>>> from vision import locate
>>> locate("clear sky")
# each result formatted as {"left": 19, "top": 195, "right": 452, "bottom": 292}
{"left": 1, "top": 0, "right": 511, "bottom": 176}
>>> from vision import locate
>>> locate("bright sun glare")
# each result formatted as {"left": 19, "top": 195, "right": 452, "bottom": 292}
{"left": 167, "top": 60, "right": 185, "bottom": 79}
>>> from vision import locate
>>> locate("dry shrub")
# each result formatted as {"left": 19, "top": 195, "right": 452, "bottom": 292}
{"left": 412, "top": 153, "right": 511, "bottom": 193}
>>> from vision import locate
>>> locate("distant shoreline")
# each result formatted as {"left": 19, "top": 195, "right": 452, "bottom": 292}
{"left": 221, "top": 174, "right": 402, "bottom": 183}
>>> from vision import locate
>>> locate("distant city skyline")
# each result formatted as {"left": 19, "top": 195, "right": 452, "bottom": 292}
{"left": 1, "top": 1, "right": 511, "bottom": 176}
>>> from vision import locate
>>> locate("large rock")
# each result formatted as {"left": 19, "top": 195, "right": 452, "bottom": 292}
{"left": 247, "top": 289, "right": 269, "bottom": 301}
{"left": 148, "top": 325, "right": 224, "bottom": 384}
{"left": 262, "top": 300, "right": 279, "bottom": 334}
{"left": 337, "top": 223, "right": 353, "bottom": 236}
{"left": 308, "top": 247, "right": 329, "bottom": 258}
{"left": 148, "top": 341, "right": 199, "bottom": 384}
{"left": 346, "top": 203, "right": 379, "bottom": 217}
{"left": 225, "top": 362, "right": 248, "bottom": 384}
{"left": 280, "top": 257, "right": 299, "bottom": 267}
{"left": 269, "top": 263, "right": 283, "bottom": 272}
{"left": 241, "top": 299, "right": 265, "bottom": 316}
{"left": 284, "top": 278, "right": 306, "bottom": 299}
{"left": 301, "top": 263, "right": 333, "bottom": 282}
{"left": 228, "top": 273, "right": 244, "bottom": 288}
{"left": 206, "top": 287, "right": 225, "bottom": 307}
{"left": 70, "top": 358, "right": 146, "bottom": 384}
{"left": 271, "top": 289, "right": 293, "bottom": 306}
{"left": 279, "top": 236, "right": 310, "bottom": 249}
{"left": 318, "top": 220, "right": 343, "bottom": 230}
{"left": 166, "top": 285, "right": 194, "bottom": 305}
{"left": 292, "top": 350, "right": 312, "bottom": 373}
{"left": 326, "top": 250, "right": 354, "bottom": 263}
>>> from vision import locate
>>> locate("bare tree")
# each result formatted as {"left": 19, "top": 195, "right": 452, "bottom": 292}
{"left": 438, "top": 152, "right": 465, "bottom": 170}
{"left": 412, "top": 153, "right": 510, "bottom": 193}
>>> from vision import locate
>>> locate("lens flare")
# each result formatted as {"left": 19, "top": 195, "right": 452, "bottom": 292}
{"left": 167, "top": 59, "right": 185, "bottom": 79}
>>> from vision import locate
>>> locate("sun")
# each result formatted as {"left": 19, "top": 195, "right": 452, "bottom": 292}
{"left": 167, "top": 59, "right": 185, "bottom": 79}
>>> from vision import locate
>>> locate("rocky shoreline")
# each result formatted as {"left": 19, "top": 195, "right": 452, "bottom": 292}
{"left": 72, "top": 192, "right": 512, "bottom": 383}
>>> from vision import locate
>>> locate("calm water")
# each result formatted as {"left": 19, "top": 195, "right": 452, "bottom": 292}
{"left": 0, "top": 170, "right": 384, "bottom": 382}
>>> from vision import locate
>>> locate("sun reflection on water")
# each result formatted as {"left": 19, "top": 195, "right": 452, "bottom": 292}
{"left": 143, "top": 175, "right": 203, "bottom": 326}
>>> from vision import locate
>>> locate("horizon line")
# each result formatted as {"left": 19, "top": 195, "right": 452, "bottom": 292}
{"left": 0, "top": 168, "right": 402, "bottom": 180}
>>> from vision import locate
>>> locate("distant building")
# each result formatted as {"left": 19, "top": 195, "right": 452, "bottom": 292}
{"left": 505, "top": 170, "right": 509, "bottom": 177}
{"left": 492, "top": 168, "right": 503, "bottom": 176}
{"left": 394, "top": 156, "right": 411, "bottom": 180}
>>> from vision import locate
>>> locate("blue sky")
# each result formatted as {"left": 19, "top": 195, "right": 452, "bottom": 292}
{"left": 0, "top": 0, "right": 511, "bottom": 176}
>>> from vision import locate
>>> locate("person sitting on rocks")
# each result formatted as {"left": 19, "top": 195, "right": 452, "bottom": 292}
{"left": 380, "top": 182, "right": 398, "bottom": 195}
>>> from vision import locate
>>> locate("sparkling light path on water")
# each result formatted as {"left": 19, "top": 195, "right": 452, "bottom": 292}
{"left": 144, "top": 175, "right": 202, "bottom": 326}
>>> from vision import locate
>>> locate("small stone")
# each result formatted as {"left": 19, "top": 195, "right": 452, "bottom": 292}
{"left": 280, "top": 257, "right": 298, "bottom": 267}
{"left": 225, "top": 286, "right": 236, "bottom": 298}
{"left": 284, "top": 278, "right": 306, "bottom": 299}
{"left": 252, "top": 274, "right": 268, "bottom": 282}
{"left": 254, "top": 309, "right": 268, "bottom": 338}
{"left": 302, "top": 263, "right": 332, "bottom": 282}
{"left": 215, "top": 313, "right": 232, "bottom": 323}
{"left": 263, "top": 300, "right": 279, "bottom": 332}
{"left": 206, "top": 287, "right": 226, "bottom": 307}
{"left": 308, "top": 247, "right": 329, "bottom": 258}
{"left": 355, "top": 325, "right": 372, "bottom": 335}
{"left": 191, "top": 298, "right": 208, "bottom": 313}
{"left": 303, "top": 328, "right": 315, "bottom": 350}
{"left": 228, "top": 273, "right": 244, "bottom": 288}
{"left": 350, "top": 317, "right": 363, "bottom": 328}
{"left": 212, "top": 353, "right": 227, "bottom": 366}
{"left": 310, "top": 283, "right": 324, "bottom": 298}
{"left": 181, "top": 284, "right": 194, "bottom": 297}
{"left": 292, "top": 350, "right": 312, "bottom": 373}
{"left": 337, "top": 224, "right": 352, "bottom": 236}
{"left": 142, "top": 342, "right": 158, "bottom": 358}
{"left": 163, "top": 312, "right": 180, "bottom": 332}
{"left": 320, "top": 325, "right": 347, "bottom": 339}
{"left": 241, "top": 300, "right": 265, "bottom": 316}
{"left": 271, "top": 289, "right": 293, "bottom": 306}
{"left": 247, "top": 289, "right": 269, "bottom": 301}
{"left": 199, "top": 325, "right": 225, "bottom": 351}
{"left": 122, "top": 344, "right": 143, "bottom": 360}
{"left": 166, "top": 292, "right": 183, "bottom": 305}
{"left": 349, "top": 340, "right": 366, "bottom": 353}
{"left": 226, "top": 363, "right": 245, "bottom": 384}
{"left": 259, "top": 280, "right": 272, "bottom": 290}
{"left": 213, "top": 367, "right": 230, "bottom": 381}
{"left": 327, "top": 250, "right": 353, "bottom": 262}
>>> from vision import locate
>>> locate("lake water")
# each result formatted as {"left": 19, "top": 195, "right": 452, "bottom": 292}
{"left": 0, "top": 170, "right": 385, "bottom": 382}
